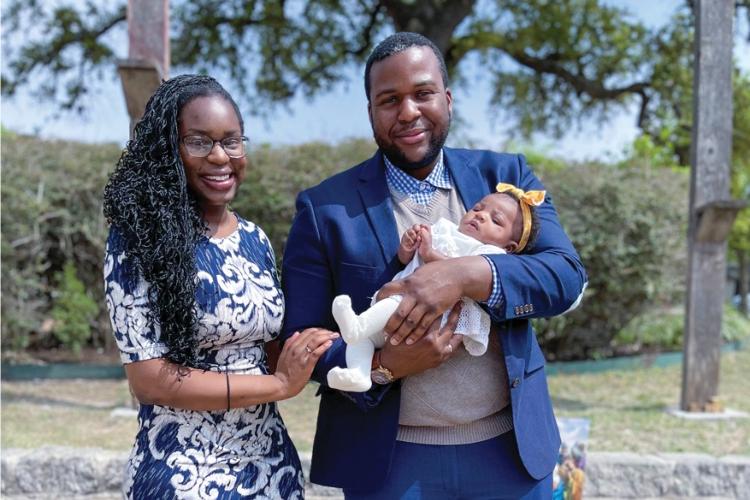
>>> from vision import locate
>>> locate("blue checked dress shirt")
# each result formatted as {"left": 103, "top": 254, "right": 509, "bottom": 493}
{"left": 383, "top": 151, "right": 504, "bottom": 309}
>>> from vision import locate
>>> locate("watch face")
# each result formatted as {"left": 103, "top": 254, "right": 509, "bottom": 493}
{"left": 370, "top": 369, "right": 393, "bottom": 385}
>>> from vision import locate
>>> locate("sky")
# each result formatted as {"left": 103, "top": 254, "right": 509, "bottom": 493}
{"left": 2, "top": 0, "right": 748, "bottom": 162}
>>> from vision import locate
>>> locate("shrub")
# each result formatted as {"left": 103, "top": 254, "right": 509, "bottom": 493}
{"left": 0, "top": 134, "right": 375, "bottom": 352}
{"left": 1, "top": 135, "right": 119, "bottom": 351}
{"left": 533, "top": 162, "right": 690, "bottom": 360}
{"left": 51, "top": 262, "right": 99, "bottom": 354}
{"left": 1, "top": 133, "right": 705, "bottom": 362}
{"left": 234, "top": 139, "right": 375, "bottom": 257}
{"left": 614, "top": 304, "right": 750, "bottom": 352}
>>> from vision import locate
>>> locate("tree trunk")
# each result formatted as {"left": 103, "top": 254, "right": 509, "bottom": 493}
{"left": 381, "top": 0, "right": 476, "bottom": 56}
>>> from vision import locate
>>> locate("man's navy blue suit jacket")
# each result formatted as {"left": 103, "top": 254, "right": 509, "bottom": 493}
{"left": 281, "top": 147, "right": 587, "bottom": 490}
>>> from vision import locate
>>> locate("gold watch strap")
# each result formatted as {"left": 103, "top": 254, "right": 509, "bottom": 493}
{"left": 371, "top": 350, "right": 395, "bottom": 383}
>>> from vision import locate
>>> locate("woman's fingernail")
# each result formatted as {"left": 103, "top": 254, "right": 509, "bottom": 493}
{"left": 406, "top": 338, "right": 414, "bottom": 345}
{"left": 391, "top": 337, "right": 400, "bottom": 345}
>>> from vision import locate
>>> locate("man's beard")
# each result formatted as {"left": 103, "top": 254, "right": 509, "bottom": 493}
{"left": 376, "top": 117, "right": 451, "bottom": 172}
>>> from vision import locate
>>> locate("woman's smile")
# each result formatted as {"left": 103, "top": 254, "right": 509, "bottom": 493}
{"left": 200, "top": 172, "right": 236, "bottom": 191}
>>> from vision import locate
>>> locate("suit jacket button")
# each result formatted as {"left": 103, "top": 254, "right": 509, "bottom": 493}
{"left": 511, "top": 378, "right": 520, "bottom": 388}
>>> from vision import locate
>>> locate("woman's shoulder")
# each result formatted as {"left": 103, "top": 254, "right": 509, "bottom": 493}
{"left": 235, "top": 215, "right": 270, "bottom": 243}
{"left": 231, "top": 215, "right": 279, "bottom": 269}
{"left": 103, "top": 226, "right": 142, "bottom": 285}
{"left": 105, "top": 225, "right": 128, "bottom": 255}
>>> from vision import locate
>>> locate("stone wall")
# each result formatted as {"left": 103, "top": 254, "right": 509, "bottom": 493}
{"left": 584, "top": 452, "right": 749, "bottom": 499}
{"left": 2, "top": 448, "right": 748, "bottom": 499}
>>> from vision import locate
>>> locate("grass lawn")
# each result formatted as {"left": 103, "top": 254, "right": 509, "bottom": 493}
{"left": 2, "top": 349, "right": 748, "bottom": 455}
{"left": 548, "top": 348, "right": 750, "bottom": 455}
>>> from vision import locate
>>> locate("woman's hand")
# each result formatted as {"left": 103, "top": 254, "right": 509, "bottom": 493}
{"left": 125, "top": 330, "right": 336, "bottom": 410}
{"left": 273, "top": 328, "right": 338, "bottom": 398}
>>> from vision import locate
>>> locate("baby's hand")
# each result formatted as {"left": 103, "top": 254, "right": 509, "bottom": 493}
{"left": 418, "top": 225, "right": 445, "bottom": 262}
{"left": 398, "top": 225, "right": 422, "bottom": 265}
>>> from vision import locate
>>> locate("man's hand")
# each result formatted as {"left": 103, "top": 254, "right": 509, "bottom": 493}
{"left": 378, "top": 303, "right": 463, "bottom": 379}
{"left": 378, "top": 256, "right": 493, "bottom": 345}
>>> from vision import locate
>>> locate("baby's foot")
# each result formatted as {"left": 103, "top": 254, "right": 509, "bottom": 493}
{"left": 332, "top": 295, "right": 362, "bottom": 343}
{"left": 327, "top": 367, "right": 372, "bottom": 392}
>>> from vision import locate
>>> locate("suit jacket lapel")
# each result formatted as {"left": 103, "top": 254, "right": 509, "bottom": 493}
{"left": 357, "top": 152, "right": 400, "bottom": 263}
{"left": 444, "top": 148, "right": 490, "bottom": 209}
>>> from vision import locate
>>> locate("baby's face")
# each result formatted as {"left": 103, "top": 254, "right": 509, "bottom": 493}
{"left": 459, "top": 193, "right": 522, "bottom": 251}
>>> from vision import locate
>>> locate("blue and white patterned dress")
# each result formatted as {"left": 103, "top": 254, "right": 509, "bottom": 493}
{"left": 104, "top": 217, "right": 305, "bottom": 499}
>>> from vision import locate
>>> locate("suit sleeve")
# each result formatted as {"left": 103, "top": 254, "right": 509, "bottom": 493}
{"left": 484, "top": 154, "right": 587, "bottom": 322}
{"left": 281, "top": 190, "right": 344, "bottom": 378}
{"left": 281, "top": 190, "right": 393, "bottom": 411}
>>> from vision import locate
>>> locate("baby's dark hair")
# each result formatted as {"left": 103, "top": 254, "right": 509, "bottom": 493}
{"left": 103, "top": 74, "right": 242, "bottom": 368}
{"left": 496, "top": 191, "right": 541, "bottom": 253}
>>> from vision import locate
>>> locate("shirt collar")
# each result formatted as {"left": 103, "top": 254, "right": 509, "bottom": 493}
{"left": 383, "top": 150, "right": 452, "bottom": 194}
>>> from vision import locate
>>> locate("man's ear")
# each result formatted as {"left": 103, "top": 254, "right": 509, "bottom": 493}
{"left": 505, "top": 241, "right": 519, "bottom": 254}
{"left": 367, "top": 102, "right": 373, "bottom": 127}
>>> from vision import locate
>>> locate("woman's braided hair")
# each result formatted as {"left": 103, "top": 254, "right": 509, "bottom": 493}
{"left": 103, "top": 74, "right": 243, "bottom": 367}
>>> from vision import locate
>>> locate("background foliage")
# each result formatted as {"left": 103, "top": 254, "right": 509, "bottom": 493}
{"left": 3, "top": 0, "right": 749, "bottom": 153}
{"left": 4, "top": 133, "right": 746, "bottom": 360}
{"left": 50, "top": 262, "right": 99, "bottom": 355}
{"left": 3, "top": 0, "right": 749, "bottom": 338}
{"left": 236, "top": 139, "right": 374, "bottom": 254}
{"left": 532, "top": 162, "right": 692, "bottom": 359}
{"left": 1, "top": 134, "right": 118, "bottom": 352}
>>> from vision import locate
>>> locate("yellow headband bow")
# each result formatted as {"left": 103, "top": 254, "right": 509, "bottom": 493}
{"left": 495, "top": 183, "right": 546, "bottom": 252}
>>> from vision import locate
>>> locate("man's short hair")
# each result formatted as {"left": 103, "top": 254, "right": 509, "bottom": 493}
{"left": 364, "top": 32, "right": 449, "bottom": 101}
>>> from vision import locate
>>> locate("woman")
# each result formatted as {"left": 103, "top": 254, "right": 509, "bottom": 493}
{"left": 103, "top": 74, "right": 337, "bottom": 499}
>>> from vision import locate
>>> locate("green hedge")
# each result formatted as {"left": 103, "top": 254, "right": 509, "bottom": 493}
{"left": 4, "top": 133, "right": 731, "bottom": 360}
{"left": 232, "top": 139, "right": 375, "bottom": 256}
{"left": 533, "top": 162, "right": 691, "bottom": 359}
{"left": 0, "top": 134, "right": 374, "bottom": 352}
{"left": 615, "top": 304, "right": 749, "bottom": 353}
{"left": 1, "top": 134, "right": 118, "bottom": 351}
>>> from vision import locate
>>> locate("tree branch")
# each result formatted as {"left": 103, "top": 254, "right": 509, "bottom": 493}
{"left": 350, "top": 2, "right": 384, "bottom": 58}
{"left": 3, "top": 5, "right": 126, "bottom": 98}
{"left": 510, "top": 50, "right": 650, "bottom": 100}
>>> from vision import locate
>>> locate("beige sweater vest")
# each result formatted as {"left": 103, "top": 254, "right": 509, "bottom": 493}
{"left": 389, "top": 186, "right": 513, "bottom": 445}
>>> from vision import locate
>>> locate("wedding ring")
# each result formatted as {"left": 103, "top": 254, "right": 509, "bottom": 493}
{"left": 305, "top": 345, "right": 313, "bottom": 354}
{"left": 446, "top": 344, "right": 453, "bottom": 353}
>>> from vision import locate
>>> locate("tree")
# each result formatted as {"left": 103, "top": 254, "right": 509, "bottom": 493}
{"left": 3, "top": 0, "right": 748, "bottom": 142}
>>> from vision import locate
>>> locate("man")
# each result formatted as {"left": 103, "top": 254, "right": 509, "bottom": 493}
{"left": 282, "top": 32, "right": 587, "bottom": 499}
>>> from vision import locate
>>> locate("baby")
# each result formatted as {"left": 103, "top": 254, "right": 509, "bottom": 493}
{"left": 327, "top": 183, "right": 545, "bottom": 391}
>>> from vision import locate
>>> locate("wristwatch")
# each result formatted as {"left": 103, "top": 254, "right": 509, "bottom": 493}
{"left": 370, "top": 350, "right": 395, "bottom": 385}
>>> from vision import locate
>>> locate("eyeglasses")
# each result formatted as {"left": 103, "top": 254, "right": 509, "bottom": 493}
{"left": 181, "top": 135, "right": 248, "bottom": 158}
